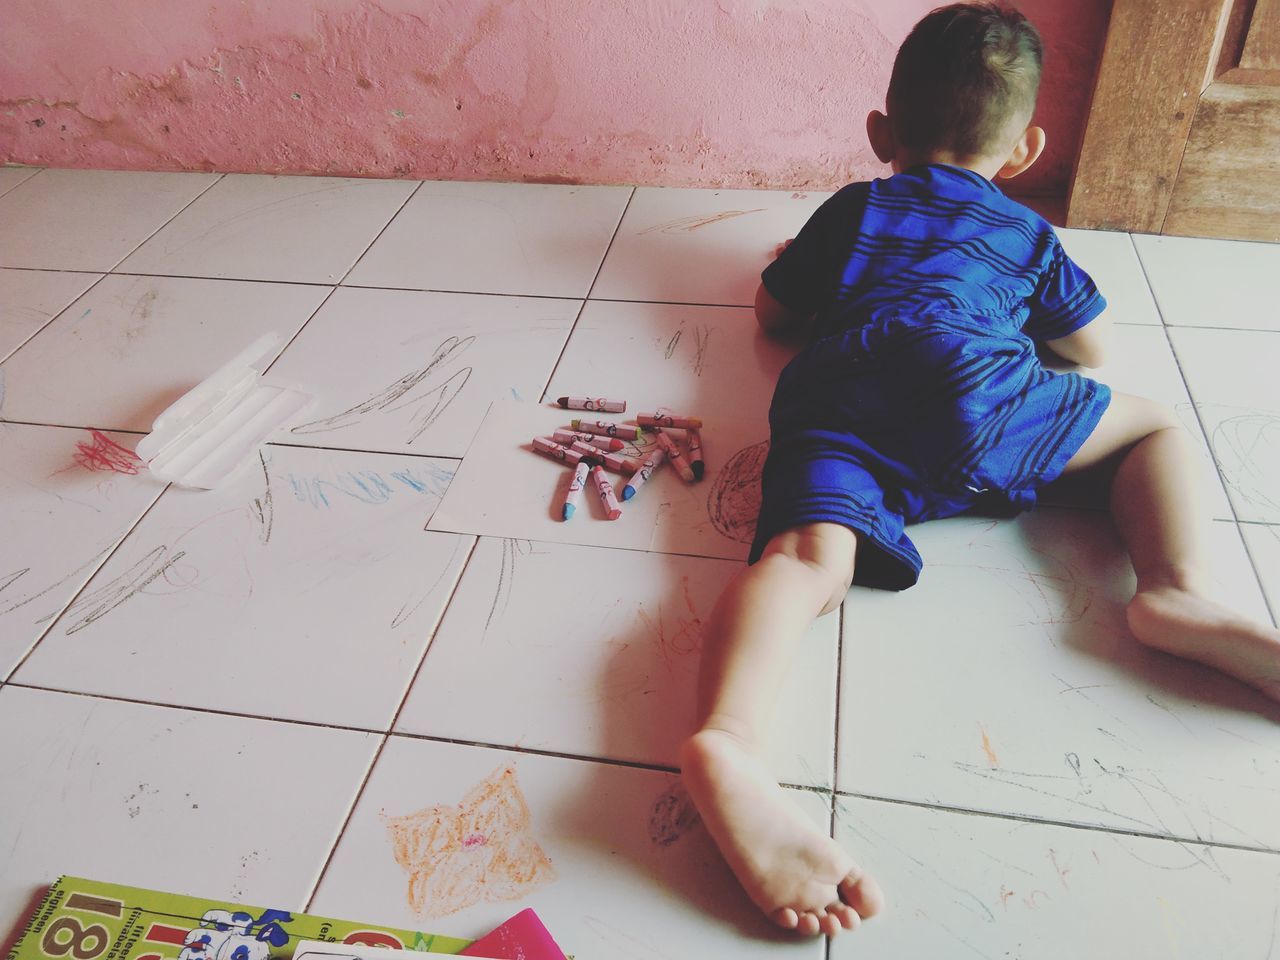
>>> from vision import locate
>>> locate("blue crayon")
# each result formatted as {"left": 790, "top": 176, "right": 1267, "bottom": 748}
{"left": 562, "top": 459, "right": 591, "bottom": 521}
{"left": 621, "top": 448, "right": 666, "bottom": 500}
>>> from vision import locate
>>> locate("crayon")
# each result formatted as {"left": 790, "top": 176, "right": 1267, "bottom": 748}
{"left": 569, "top": 440, "right": 642, "bottom": 474}
{"left": 637, "top": 413, "right": 703, "bottom": 430}
{"left": 552, "top": 428, "right": 625, "bottom": 452}
{"left": 687, "top": 427, "right": 705, "bottom": 480}
{"left": 558, "top": 396, "right": 627, "bottom": 413}
{"left": 654, "top": 429, "right": 696, "bottom": 483}
{"left": 532, "top": 435, "right": 587, "bottom": 465}
{"left": 562, "top": 459, "right": 590, "bottom": 521}
{"left": 621, "top": 447, "right": 667, "bottom": 500}
{"left": 570, "top": 419, "right": 644, "bottom": 440}
{"left": 592, "top": 464, "right": 622, "bottom": 520}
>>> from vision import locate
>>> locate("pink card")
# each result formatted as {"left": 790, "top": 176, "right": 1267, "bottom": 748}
{"left": 459, "top": 908, "right": 567, "bottom": 960}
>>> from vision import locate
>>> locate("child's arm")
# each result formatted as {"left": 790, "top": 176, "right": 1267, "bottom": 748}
{"left": 754, "top": 281, "right": 812, "bottom": 339}
{"left": 1043, "top": 313, "right": 1109, "bottom": 368}
{"left": 1024, "top": 234, "right": 1108, "bottom": 368}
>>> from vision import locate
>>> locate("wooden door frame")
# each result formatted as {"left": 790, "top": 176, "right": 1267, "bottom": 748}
{"left": 1067, "top": 0, "right": 1275, "bottom": 235}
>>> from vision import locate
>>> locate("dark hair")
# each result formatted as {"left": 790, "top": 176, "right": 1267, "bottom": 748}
{"left": 887, "top": 2, "right": 1043, "bottom": 157}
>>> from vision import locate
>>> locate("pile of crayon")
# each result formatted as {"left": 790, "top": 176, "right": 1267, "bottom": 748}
{"left": 530, "top": 396, "right": 705, "bottom": 521}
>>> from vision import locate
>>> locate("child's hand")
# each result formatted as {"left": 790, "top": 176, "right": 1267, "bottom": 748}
{"left": 774, "top": 239, "right": 793, "bottom": 259}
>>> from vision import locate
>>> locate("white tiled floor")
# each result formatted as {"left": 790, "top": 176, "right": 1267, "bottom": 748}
{"left": 2, "top": 166, "right": 1278, "bottom": 958}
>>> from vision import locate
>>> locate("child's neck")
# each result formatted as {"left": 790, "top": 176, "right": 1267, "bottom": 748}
{"left": 891, "top": 151, "right": 1003, "bottom": 180}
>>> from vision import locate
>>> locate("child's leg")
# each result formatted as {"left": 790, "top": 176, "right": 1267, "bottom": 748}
{"left": 679, "top": 522, "right": 885, "bottom": 938}
{"left": 1062, "top": 392, "right": 1280, "bottom": 700}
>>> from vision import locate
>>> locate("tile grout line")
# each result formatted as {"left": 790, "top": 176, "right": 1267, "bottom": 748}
{"left": 302, "top": 534, "right": 482, "bottom": 910}
{"left": 260, "top": 180, "right": 429, "bottom": 380}
{"left": 1, "top": 485, "right": 172, "bottom": 684}
{"left": 105, "top": 172, "right": 227, "bottom": 273}
{"left": 534, "top": 186, "right": 637, "bottom": 404}
{"left": 0, "top": 165, "right": 44, "bottom": 202}
{"left": 830, "top": 600, "right": 845, "bottom": 831}
{"left": 11, "top": 681, "right": 1279, "bottom": 857}
{"left": 835, "top": 787, "right": 1280, "bottom": 858}
{"left": 1129, "top": 233, "right": 1277, "bottom": 624}
{"left": 0, "top": 271, "right": 116, "bottom": 366}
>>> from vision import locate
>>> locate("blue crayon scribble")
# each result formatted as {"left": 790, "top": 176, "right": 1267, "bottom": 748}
{"left": 510, "top": 387, "right": 523, "bottom": 401}
{"left": 289, "top": 464, "right": 455, "bottom": 508}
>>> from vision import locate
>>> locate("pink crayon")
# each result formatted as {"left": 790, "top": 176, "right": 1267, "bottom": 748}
{"left": 570, "top": 419, "right": 644, "bottom": 440}
{"left": 687, "top": 427, "right": 705, "bottom": 481}
{"left": 562, "top": 459, "right": 590, "bottom": 521}
{"left": 558, "top": 396, "right": 627, "bottom": 413}
{"left": 653, "top": 429, "right": 695, "bottom": 482}
{"left": 532, "top": 435, "right": 587, "bottom": 465}
{"left": 569, "top": 440, "right": 642, "bottom": 474}
{"left": 591, "top": 464, "right": 622, "bottom": 520}
{"left": 552, "top": 428, "right": 624, "bottom": 452}
{"left": 638, "top": 413, "right": 703, "bottom": 430}
{"left": 621, "top": 447, "right": 667, "bottom": 500}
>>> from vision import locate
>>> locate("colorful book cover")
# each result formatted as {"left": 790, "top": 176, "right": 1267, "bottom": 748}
{"left": 5, "top": 877, "right": 471, "bottom": 960}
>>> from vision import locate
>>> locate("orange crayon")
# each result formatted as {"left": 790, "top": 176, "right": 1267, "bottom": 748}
{"left": 638, "top": 413, "right": 703, "bottom": 430}
{"left": 532, "top": 435, "right": 588, "bottom": 465}
{"left": 592, "top": 464, "right": 622, "bottom": 520}
{"left": 653, "top": 429, "right": 695, "bottom": 482}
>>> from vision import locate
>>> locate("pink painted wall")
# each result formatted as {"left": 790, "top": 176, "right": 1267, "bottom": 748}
{"left": 0, "top": 1, "right": 1109, "bottom": 196}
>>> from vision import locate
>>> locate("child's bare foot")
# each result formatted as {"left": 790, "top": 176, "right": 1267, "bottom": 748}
{"left": 679, "top": 728, "right": 884, "bottom": 937}
{"left": 1128, "top": 586, "right": 1280, "bottom": 702}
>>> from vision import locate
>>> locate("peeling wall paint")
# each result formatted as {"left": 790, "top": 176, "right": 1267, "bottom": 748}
{"left": 0, "top": 0, "right": 1110, "bottom": 194}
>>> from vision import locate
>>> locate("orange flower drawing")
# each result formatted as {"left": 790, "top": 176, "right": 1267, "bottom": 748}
{"left": 384, "top": 764, "right": 557, "bottom": 918}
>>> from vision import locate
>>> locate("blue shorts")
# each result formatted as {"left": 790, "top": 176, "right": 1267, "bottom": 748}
{"left": 748, "top": 317, "right": 1111, "bottom": 590}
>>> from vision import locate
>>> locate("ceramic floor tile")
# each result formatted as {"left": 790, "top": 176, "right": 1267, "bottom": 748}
{"left": 0, "top": 166, "right": 41, "bottom": 198}
{"left": 837, "top": 510, "right": 1279, "bottom": 847}
{"left": 592, "top": 186, "right": 831, "bottom": 305}
{"left": 1168, "top": 327, "right": 1280, "bottom": 524}
{"left": 346, "top": 180, "right": 631, "bottom": 298}
{"left": 307, "top": 735, "right": 828, "bottom": 957}
{"left": 1133, "top": 233, "right": 1280, "bottom": 332}
{"left": 0, "top": 268, "right": 102, "bottom": 361}
{"left": 543, "top": 299, "right": 795, "bottom": 424}
{"left": 0, "top": 274, "right": 330, "bottom": 432}
{"left": 832, "top": 796, "right": 1280, "bottom": 958}
{"left": 0, "top": 686, "right": 379, "bottom": 923}
{"left": 1240, "top": 523, "right": 1280, "bottom": 624}
{"left": 0, "top": 423, "right": 165, "bottom": 679}
{"left": 1056, "top": 229, "right": 1160, "bottom": 326}
{"left": 0, "top": 168, "right": 219, "bottom": 271}
{"left": 396, "top": 538, "right": 836, "bottom": 787}
{"left": 427, "top": 401, "right": 767, "bottom": 561}
{"left": 266, "top": 287, "right": 579, "bottom": 458}
{"left": 15, "top": 445, "right": 469, "bottom": 730}
{"left": 117, "top": 174, "right": 419, "bottom": 283}
{"left": 1041, "top": 323, "right": 1232, "bottom": 519}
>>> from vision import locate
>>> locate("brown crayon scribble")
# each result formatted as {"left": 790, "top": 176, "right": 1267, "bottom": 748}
{"left": 638, "top": 208, "right": 767, "bottom": 235}
{"left": 706, "top": 440, "right": 768, "bottom": 543}
{"left": 74, "top": 430, "right": 142, "bottom": 475}
{"left": 384, "top": 764, "right": 556, "bottom": 918}
{"left": 648, "top": 778, "right": 701, "bottom": 848}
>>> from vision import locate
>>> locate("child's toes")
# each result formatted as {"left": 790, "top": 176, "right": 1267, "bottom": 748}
{"left": 796, "top": 912, "right": 821, "bottom": 937}
{"left": 829, "top": 901, "right": 861, "bottom": 930}
{"left": 819, "top": 912, "right": 841, "bottom": 937}
{"left": 840, "top": 867, "right": 886, "bottom": 918}
{"left": 770, "top": 907, "right": 799, "bottom": 930}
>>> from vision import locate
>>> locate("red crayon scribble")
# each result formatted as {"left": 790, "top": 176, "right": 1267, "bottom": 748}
{"left": 74, "top": 430, "right": 142, "bottom": 475}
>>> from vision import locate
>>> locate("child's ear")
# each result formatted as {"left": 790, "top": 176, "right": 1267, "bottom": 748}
{"left": 866, "top": 110, "right": 895, "bottom": 164}
{"left": 996, "top": 125, "right": 1046, "bottom": 180}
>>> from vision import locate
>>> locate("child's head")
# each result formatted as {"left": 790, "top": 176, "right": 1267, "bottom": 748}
{"left": 868, "top": 2, "right": 1046, "bottom": 179}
